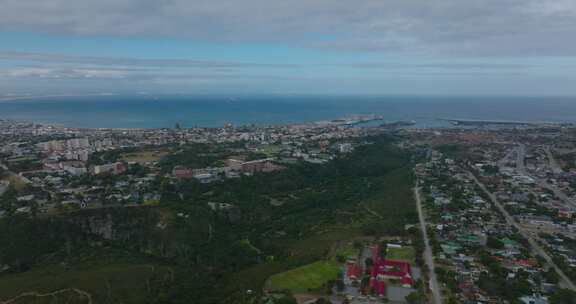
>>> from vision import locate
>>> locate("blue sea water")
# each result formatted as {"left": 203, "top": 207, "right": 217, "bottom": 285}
{"left": 0, "top": 95, "right": 575, "bottom": 129}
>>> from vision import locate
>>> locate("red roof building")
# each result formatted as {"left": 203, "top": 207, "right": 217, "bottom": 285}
{"left": 347, "top": 263, "right": 363, "bottom": 282}
{"left": 377, "top": 281, "right": 386, "bottom": 297}
{"left": 369, "top": 245, "right": 414, "bottom": 296}
{"left": 173, "top": 166, "right": 194, "bottom": 179}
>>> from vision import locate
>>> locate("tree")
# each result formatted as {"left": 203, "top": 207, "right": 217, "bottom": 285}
{"left": 486, "top": 236, "right": 504, "bottom": 249}
{"left": 405, "top": 291, "right": 423, "bottom": 304}
{"left": 543, "top": 269, "right": 560, "bottom": 284}
{"left": 336, "top": 279, "right": 345, "bottom": 292}
{"left": 364, "top": 257, "right": 374, "bottom": 268}
{"left": 276, "top": 296, "right": 298, "bottom": 304}
{"left": 550, "top": 289, "right": 576, "bottom": 304}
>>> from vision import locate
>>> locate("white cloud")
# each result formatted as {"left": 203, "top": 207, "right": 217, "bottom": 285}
{"left": 0, "top": 67, "right": 129, "bottom": 79}
{"left": 1, "top": 0, "right": 576, "bottom": 55}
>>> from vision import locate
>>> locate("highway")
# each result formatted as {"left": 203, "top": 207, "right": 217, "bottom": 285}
{"left": 469, "top": 172, "right": 576, "bottom": 291}
{"left": 414, "top": 183, "right": 443, "bottom": 304}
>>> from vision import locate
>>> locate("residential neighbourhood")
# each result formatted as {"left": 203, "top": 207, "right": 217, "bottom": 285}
{"left": 0, "top": 116, "right": 375, "bottom": 216}
{"left": 409, "top": 125, "right": 576, "bottom": 304}
{"left": 2, "top": 117, "right": 576, "bottom": 303}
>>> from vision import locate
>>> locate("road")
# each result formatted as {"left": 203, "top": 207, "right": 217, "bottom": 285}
{"left": 515, "top": 144, "right": 576, "bottom": 210}
{"left": 414, "top": 183, "right": 443, "bottom": 304}
{"left": 544, "top": 146, "right": 563, "bottom": 174}
{"left": 469, "top": 172, "right": 576, "bottom": 291}
{"left": 498, "top": 147, "right": 517, "bottom": 167}
{"left": 516, "top": 144, "right": 526, "bottom": 173}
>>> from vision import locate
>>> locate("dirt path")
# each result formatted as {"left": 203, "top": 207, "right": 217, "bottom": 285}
{"left": 361, "top": 203, "right": 383, "bottom": 219}
{"left": 1, "top": 288, "right": 93, "bottom": 304}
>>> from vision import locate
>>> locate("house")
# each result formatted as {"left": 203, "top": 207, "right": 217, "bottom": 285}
{"left": 558, "top": 209, "right": 574, "bottom": 219}
{"left": 194, "top": 173, "right": 216, "bottom": 183}
{"left": 16, "top": 194, "right": 35, "bottom": 202}
{"left": 207, "top": 202, "right": 235, "bottom": 211}
{"left": 93, "top": 162, "right": 126, "bottom": 175}
{"left": 16, "top": 206, "right": 31, "bottom": 213}
{"left": 173, "top": 166, "right": 194, "bottom": 179}
{"left": 346, "top": 263, "right": 363, "bottom": 283}
{"left": 519, "top": 295, "right": 549, "bottom": 304}
{"left": 239, "top": 159, "right": 284, "bottom": 174}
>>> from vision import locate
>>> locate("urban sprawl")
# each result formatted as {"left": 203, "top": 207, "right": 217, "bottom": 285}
{"left": 1, "top": 116, "right": 576, "bottom": 304}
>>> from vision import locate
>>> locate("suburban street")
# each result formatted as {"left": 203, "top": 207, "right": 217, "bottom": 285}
{"left": 469, "top": 172, "right": 576, "bottom": 291}
{"left": 414, "top": 182, "right": 443, "bottom": 304}
{"left": 516, "top": 143, "right": 576, "bottom": 210}
{"left": 544, "top": 146, "right": 563, "bottom": 174}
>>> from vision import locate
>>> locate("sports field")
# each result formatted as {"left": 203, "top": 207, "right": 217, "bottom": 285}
{"left": 120, "top": 150, "right": 168, "bottom": 164}
{"left": 386, "top": 246, "right": 416, "bottom": 263}
{"left": 268, "top": 261, "right": 340, "bottom": 293}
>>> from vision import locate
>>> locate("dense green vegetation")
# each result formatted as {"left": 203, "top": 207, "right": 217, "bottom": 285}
{"left": 158, "top": 143, "right": 235, "bottom": 171}
{"left": 4, "top": 158, "right": 43, "bottom": 172}
{"left": 0, "top": 135, "right": 417, "bottom": 304}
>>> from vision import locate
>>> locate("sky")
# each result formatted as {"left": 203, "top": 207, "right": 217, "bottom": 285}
{"left": 1, "top": 0, "right": 576, "bottom": 96}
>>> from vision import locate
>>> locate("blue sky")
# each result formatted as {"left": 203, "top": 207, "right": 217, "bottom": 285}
{"left": 1, "top": 0, "right": 576, "bottom": 96}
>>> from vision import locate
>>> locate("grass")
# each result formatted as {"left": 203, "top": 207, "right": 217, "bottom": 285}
{"left": 259, "top": 145, "right": 282, "bottom": 157}
{"left": 0, "top": 263, "right": 171, "bottom": 303}
{"left": 267, "top": 261, "right": 340, "bottom": 293}
{"left": 120, "top": 150, "right": 168, "bottom": 164}
{"left": 335, "top": 242, "right": 359, "bottom": 261}
{"left": 225, "top": 230, "right": 358, "bottom": 298}
{"left": 386, "top": 246, "right": 416, "bottom": 263}
{"left": 4, "top": 174, "right": 28, "bottom": 191}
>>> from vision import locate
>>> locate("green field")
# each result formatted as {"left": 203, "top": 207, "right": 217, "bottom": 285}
{"left": 334, "top": 242, "right": 359, "bottom": 261}
{"left": 386, "top": 246, "right": 416, "bottom": 263}
{"left": 121, "top": 150, "right": 169, "bottom": 164}
{"left": 268, "top": 261, "right": 340, "bottom": 293}
{"left": 259, "top": 145, "right": 282, "bottom": 156}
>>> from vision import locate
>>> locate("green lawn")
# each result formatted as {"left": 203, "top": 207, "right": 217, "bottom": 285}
{"left": 259, "top": 145, "right": 282, "bottom": 156}
{"left": 121, "top": 150, "right": 168, "bottom": 164}
{"left": 335, "top": 242, "right": 359, "bottom": 261}
{"left": 268, "top": 261, "right": 340, "bottom": 293}
{"left": 386, "top": 246, "right": 416, "bottom": 263}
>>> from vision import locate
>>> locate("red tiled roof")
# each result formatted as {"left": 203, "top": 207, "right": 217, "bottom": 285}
{"left": 377, "top": 281, "right": 386, "bottom": 297}
{"left": 347, "top": 263, "right": 363, "bottom": 280}
{"left": 370, "top": 258, "right": 413, "bottom": 287}
{"left": 372, "top": 245, "right": 381, "bottom": 262}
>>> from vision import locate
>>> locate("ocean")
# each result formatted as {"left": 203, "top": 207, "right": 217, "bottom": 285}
{"left": 0, "top": 95, "right": 574, "bottom": 129}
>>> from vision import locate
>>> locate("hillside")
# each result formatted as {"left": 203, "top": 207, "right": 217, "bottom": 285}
{"left": 0, "top": 135, "right": 417, "bottom": 304}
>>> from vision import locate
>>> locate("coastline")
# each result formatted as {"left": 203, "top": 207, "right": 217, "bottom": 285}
{"left": 1, "top": 95, "right": 575, "bottom": 129}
